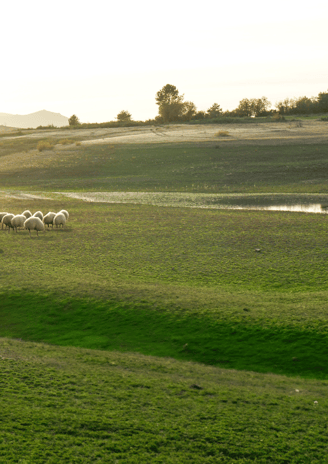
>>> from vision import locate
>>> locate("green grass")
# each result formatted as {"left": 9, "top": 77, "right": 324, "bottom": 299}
{"left": 2, "top": 131, "right": 328, "bottom": 460}
{"left": 2, "top": 198, "right": 328, "bottom": 378}
{"left": 1, "top": 337, "right": 328, "bottom": 463}
{"left": 1, "top": 142, "right": 328, "bottom": 193}
{"left": 1, "top": 291, "right": 328, "bottom": 379}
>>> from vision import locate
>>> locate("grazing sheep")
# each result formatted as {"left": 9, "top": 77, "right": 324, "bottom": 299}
{"left": 53, "top": 212, "right": 66, "bottom": 228}
{"left": 1, "top": 214, "right": 14, "bottom": 232}
{"left": 59, "top": 210, "right": 69, "bottom": 221}
{"left": 22, "top": 210, "right": 32, "bottom": 219}
{"left": 0, "top": 212, "right": 9, "bottom": 229}
{"left": 33, "top": 211, "right": 43, "bottom": 221}
{"left": 43, "top": 212, "right": 56, "bottom": 228}
{"left": 11, "top": 214, "right": 26, "bottom": 232}
{"left": 24, "top": 217, "right": 45, "bottom": 237}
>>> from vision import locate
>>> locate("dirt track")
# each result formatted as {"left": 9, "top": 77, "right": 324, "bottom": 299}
{"left": 1, "top": 120, "right": 328, "bottom": 146}
{"left": 81, "top": 121, "right": 328, "bottom": 146}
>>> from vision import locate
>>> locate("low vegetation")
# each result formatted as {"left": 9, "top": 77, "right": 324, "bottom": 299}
{"left": 2, "top": 338, "right": 328, "bottom": 462}
{"left": 215, "top": 130, "right": 230, "bottom": 137}
{"left": 1, "top": 127, "right": 328, "bottom": 460}
{"left": 2, "top": 198, "right": 328, "bottom": 379}
{"left": 37, "top": 140, "right": 54, "bottom": 151}
{"left": 1, "top": 140, "right": 328, "bottom": 194}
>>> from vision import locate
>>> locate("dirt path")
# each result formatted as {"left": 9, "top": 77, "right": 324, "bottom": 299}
{"left": 1, "top": 120, "right": 328, "bottom": 146}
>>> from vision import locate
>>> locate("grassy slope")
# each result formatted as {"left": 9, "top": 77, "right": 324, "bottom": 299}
{"left": 1, "top": 338, "right": 328, "bottom": 463}
{"left": 1, "top": 198, "right": 328, "bottom": 378}
{"left": 1, "top": 140, "right": 328, "bottom": 193}
{"left": 2, "top": 131, "right": 328, "bottom": 460}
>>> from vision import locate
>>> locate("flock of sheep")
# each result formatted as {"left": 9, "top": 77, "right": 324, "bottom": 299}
{"left": 0, "top": 209, "right": 69, "bottom": 236}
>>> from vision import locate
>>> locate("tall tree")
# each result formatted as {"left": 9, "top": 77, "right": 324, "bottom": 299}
{"left": 317, "top": 91, "right": 328, "bottom": 112}
{"left": 68, "top": 114, "right": 80, "bottom": 126}
{"left": 252, "top": 97, "right": 271, "bottom": 116}
{"left": 206, "top": 103, "right": 222, "bottom": 118}
{"left": 155, "top": 84, "right": 186, "bottom": 122}
{"left": 236, "top": 97, "right": 271, "bottom": 117}
{"left": 181, "top": 101, "right": 197, "bottom": 121}
{"left": 236, "top": 99, "right": 253, "bottom": 117}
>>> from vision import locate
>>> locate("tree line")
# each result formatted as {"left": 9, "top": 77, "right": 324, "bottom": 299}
{"left": 68, "top": 84, "right": 328, "bottom": 126}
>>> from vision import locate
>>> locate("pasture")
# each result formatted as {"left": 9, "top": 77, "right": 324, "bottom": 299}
{"left": 1, "top": 122, "right": 328, "bottom": 461}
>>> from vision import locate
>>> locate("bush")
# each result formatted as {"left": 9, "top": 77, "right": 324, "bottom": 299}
{"left": 59, "top": 139, "right": 72, "bottom": 145}
{"left": 271, "top": 114, "right": 285, "bottom": 121}
{"left": 215, "top": 131, "right": 230, "bottom": 137}
{"left": 37, "top": 140, "right": 53, "bottom": 152}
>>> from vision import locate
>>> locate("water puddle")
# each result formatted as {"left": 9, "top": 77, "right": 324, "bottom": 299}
{"left": 53, "top": 192, "right": 328, "bottom": 214}
{"left": 220, "top": 204, "right": 328, "bottom": 213}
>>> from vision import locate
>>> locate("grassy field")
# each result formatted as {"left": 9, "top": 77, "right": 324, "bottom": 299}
{"left": 1, "top": 126, "right": 328, "bottom": 460}
{"left": 1, "top": 137, "right": 328, "bottom": 193}
{"left": 1, "top": 197, "right": 328, "bottom": 379}
{"left": 1, "top": 338, "right": 328, "bottom": 463}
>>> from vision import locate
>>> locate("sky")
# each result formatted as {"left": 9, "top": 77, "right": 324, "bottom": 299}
{"left": 1, "top": 0, "right": 328, "bottom": 122}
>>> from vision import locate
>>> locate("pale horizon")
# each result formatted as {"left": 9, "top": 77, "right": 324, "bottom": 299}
{"left": 1, "top": 0, "right": 327, "bottom": 123}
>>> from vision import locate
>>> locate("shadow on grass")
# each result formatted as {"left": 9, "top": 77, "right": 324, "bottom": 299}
{"left": 1, "top": 291, "right": 327, "bottom": 379}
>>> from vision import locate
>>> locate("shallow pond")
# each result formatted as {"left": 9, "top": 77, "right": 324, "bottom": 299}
{"left": 53, "top": 192, "right": 328, "bottom": 214}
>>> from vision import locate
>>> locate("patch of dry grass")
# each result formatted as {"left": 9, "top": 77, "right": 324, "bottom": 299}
{"left": 37, "top": 140, "right": 54, "bottom": 152}
{"left": 215, "top": 130, "right": 230, "bottom": 137}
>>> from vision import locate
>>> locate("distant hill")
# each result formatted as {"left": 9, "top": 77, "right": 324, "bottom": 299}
{"left": 0, "top": 110, "right": 69, "bottom": 129}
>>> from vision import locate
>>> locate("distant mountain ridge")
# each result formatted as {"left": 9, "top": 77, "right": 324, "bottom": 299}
{"left": 0, "top": 110, "right": 69, "bottom": 129}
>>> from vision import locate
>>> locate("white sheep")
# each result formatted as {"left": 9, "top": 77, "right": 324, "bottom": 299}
{"left": 22, "top": 210, "right": 32, "bottom": 219}
{"left": 11, "top": 214, "right": 26, "bottom": 232}
{"left": 1, "top": 214, "right": 14, "bottom": 232}
{"left": 53, "top": 212, "right": 66, "bottom": 228}
{"left": 59, "top": 210, "right": 69, "bottom": 221}
{"left": 24, "top": 217, "right": 45, "bottom": 237}
{"left": 0, "top": 212, "right": 9, "bottom": 229}
{"left": 43, "top": 212, "right": 56, "bottom": 228}
{"left": 33, "top": 211, "right": 43, "bottom": 221}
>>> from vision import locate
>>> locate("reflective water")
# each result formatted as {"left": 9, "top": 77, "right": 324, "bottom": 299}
{"left": 56, "top": 192, "right": 328, "bottom": 214}
{"left": 223, "top": 204, "right": 328, "bottom": 214}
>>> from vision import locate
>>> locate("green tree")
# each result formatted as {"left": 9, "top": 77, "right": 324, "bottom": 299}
{"left": 155, "top": 84, "right": 186, "bottom": 122}
{"left": 317, "top": 91, "right": 328, "bottom": 112}
{"left": 235, "top": 98, "right": 253, "bottom": 117}
{"left": 181, "top": 101, "right": 197, "bottom": 121}
{"left": 117, "top": 110, "right": 132, "bottom": 122}
{"left": 236, "top": 97, "right": 271, "bottom": 117}
{"left": 294, "top": 96, "right": 315, "bottom": 114}
{"left": 276, "top": 98, "right": 292, "bottom": 115}
{"left": 68, "top": 114, "right": 80, "bottom": 127}
{"left": 206, "top": 103, "right": 222, "bottom": 118}
{"left": 253, "top": 97, "right": 271, "bottom": 117}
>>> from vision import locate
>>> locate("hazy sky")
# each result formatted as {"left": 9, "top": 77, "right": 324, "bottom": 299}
{"left": 2, "top": 0, "right": 327, "bottom": 122}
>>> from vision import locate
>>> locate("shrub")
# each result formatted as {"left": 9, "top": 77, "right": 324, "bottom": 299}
{"left": 69, "top": 115, "right": 80, "bottom": 127}
{"left": 75, "top": 141, "right": 81, "bottom": 146}
{"left": 37, "top": 140, "right": 53, "bottom": 152}
{"left": 59, "top": 139, "right": 72, "bottom": 145}
{"left": 215, "top": 131, "right": 230, "bottom": 137}
{"left": 271, "top": 114, "right": 285, "bottom": 121}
